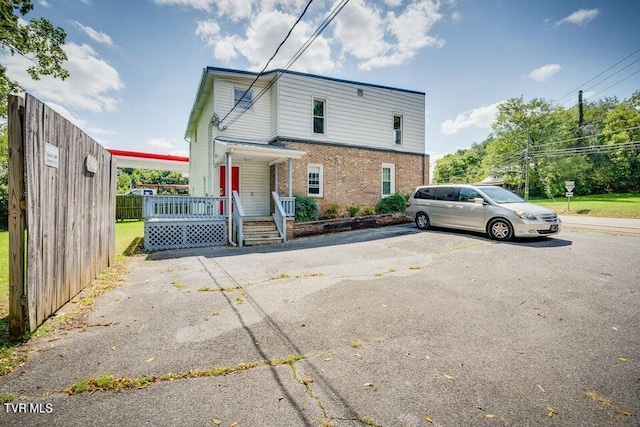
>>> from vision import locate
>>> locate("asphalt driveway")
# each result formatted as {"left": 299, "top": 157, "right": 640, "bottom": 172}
{"left": 1, "top": 224, "right": 638, "bottom": 426}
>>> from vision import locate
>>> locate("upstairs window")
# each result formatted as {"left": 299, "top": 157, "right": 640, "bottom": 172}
{"left": 234, "top": 88, "right": 253, "bottom": 110}
{"left": 313, "top": 98, "right": 325, "bottom": 134}
{"left": 393, "top": 114, "right": 403, "bottom": 145}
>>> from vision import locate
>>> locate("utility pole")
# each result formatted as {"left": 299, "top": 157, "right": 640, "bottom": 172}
{"left": 578, "top": 90, "right": 584, "bottom": 127}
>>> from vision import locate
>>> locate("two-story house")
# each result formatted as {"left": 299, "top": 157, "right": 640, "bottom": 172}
{"left": 185, "top": 67, "right": 428, "bottom": 220}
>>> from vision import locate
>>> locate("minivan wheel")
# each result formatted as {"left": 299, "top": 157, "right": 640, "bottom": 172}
{"left": 488, "top": 218, "right": 513, "bottom": 241}
{"left": 416, "top": 212, "right": 430, "bottom": 230}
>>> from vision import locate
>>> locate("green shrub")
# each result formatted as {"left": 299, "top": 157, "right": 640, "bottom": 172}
{"left": 347, "top": 205, "right": 359, "bottom": 217}
{"left": 320, "top": 203, "right": 340, "bottom": 220}
{"left": 363, "top": 206, "right": 376, "bottom": 216}
{"left": 294, "top": 194, "right": 319, "bottom": 222}
{"left": 376, "top": 193, "right": 408, "bottom": 214}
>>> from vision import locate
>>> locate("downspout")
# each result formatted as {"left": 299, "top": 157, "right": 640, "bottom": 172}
{"left": 227, "top": 151, "right": 235, "bottom": 246}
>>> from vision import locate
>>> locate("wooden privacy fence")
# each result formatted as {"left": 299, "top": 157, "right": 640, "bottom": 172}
{"left": 8, "top": 94, "right": 116, "bottom": 339}
{"left": 116, "top": 195, "right": 143, "bottom": 220}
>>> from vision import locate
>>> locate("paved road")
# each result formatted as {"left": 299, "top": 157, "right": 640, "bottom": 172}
{"left": 1, "top": 224, "right": 639, "bottom": 426}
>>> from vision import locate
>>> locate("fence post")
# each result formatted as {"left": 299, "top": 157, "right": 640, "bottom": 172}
{"left": 8, "top": 95, "right": 27, "bottom": 340}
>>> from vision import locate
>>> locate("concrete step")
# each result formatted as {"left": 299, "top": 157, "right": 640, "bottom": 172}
{"left": 243, "top": 236, "right": 283, "bottom": 246}
{"left": 243, "top": 225, "right": 277, "bottom": 233}
{"left": 244, "top": 231, "right": 281, "bottom": 239}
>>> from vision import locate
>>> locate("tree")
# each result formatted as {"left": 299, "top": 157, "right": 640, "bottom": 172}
{"left": 1, "top": 0, "right": 68, "bottom": 117}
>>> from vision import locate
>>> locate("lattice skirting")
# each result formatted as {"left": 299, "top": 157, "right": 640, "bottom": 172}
{"left": 144, "top": 219, "right": 227, "bottom": 251}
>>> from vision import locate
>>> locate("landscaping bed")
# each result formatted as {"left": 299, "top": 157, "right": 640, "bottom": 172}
{"left": 293, "top": 213, "right": 410, "bottom": 238}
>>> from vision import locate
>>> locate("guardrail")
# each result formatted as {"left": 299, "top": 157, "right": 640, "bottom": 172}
{"left": 142, "top": 195, "right": 227, "bottom": 219}
{"left": 279, "top": 196, "right": 295, "bottom": 217}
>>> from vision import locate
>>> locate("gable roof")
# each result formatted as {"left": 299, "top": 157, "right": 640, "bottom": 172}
{"left": 184, "top": 67, "right": 425, "bottom": 140}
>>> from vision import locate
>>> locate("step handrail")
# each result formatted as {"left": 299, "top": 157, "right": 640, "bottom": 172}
{"left": 271, "top": 191, "right": 287, "bottom": 243}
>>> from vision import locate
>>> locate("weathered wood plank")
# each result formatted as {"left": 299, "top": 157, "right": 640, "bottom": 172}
{"left": 17, "top": 94, "right": 116, "bottom": 333}
{"left": 8, "top": 96, "right": 26, "bottom": 339}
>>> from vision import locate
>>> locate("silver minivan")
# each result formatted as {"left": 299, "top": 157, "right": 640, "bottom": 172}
{"left": 405, "top": 184, "right": 560, "bottom": 240}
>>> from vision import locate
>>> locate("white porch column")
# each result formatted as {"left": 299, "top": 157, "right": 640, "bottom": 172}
{"left": 288, "top": 158, "right": 293, "bottom": 198}
{"left": 226, "top": 153, "right": 232, "bottom": 244}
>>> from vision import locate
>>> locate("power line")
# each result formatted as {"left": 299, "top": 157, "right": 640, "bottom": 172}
{"left": 586, "top": 68, "right": 640, "bottom": 101}
{"left": 215, "top": 0, "right": 315, "bottom": 127}
{"left": 551, "top": 47, "right": 640, "bottom": 107}
{"left": 222, "top": 0, "right": 351, "bottom": 129}
{"left": 529, "top": 140, "right": 640, "bottom": 158}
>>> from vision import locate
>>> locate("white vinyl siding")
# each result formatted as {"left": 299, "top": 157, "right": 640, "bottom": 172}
{"left": 382, "top": 163, "right": 395, "bottom": 197}
{"left": 214, "top": 77, "right": 271, "bottom": 142}
{"left": 239, "top": 162, "right": 270, "bottom": 216}
{"left": 307, "top": 164, "right": 323, "bottom": 197}
{"left": 276, "top": 73, "right": 425, "bottom": 154}
{"left": 190, "top": 90, "right": 216, "bottom": 196}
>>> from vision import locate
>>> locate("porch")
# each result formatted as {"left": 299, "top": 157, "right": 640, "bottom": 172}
{"left": 142, "top": 192, "right": 295, "bottom": 251}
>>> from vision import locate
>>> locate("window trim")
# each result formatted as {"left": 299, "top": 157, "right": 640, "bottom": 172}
{"left": 312, "top": 97, "right": 326, "bottom": 135}
{"left": 393, "top": 113, "right": 403, "bottom": 145}
{"left": 381, "top": 163, "right": 395, "bottom": 197}
{"left": 234, "top": 87, "right": 254, "bottom": 111}
{"left": 307, "top": 163, "right": 323, "bottom": 197}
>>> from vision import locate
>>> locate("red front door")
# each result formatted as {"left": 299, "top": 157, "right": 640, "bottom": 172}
{"left": 219, "top": 166, "right": 239, "bottom": 213}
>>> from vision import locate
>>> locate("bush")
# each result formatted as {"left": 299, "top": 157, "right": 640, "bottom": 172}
{"left": 347, "top": 205, "right": 359, "bottom": 217}
{"left": 376, "top": 193, "right": 408, "bottom": 214}
{"left": 294, "top": 194, "right": 319, "bottom": 222}
{"left": 320, "top": 203, "right": 340, "bottom": 220}
{"left": 363, "top": 206, "right": 376, "bottom": 216}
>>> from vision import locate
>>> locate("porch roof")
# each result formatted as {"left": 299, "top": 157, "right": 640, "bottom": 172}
{"left": 213, "top": 139, "right": 306, "bottom": 166}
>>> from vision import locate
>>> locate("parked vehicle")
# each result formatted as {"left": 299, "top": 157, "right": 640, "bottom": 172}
{"left": 126, "top": 188, "right": 156, "bottom": 196}
{"left": 405, "top": 184, "right": 560, "bottom": 241}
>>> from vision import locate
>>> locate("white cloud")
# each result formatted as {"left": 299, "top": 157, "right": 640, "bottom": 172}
{"left": 169, "top": 150, "right": 189, "bottom": 157}
{"left": 73, "top": 21, "right": 114, "bottom": 46}
{"left": 335, "top": 0, "right": 444, "bottom": 70}
{"left": 529, "top": 64, "right": 561, "bottom": 82}
{"left": 441, "top": 102, "right": 502, "bottom": 136}
{"left": 39, "top": 0, "right": 50, "bottom": 7}
{"left": 556, "top": 8, "right": 599, "bottom": 26}
{"left": 180, "top": 0, "right": 444, "bottom": 73}
{"left": 148, "top": 138, "right": 177, "bottom": 149}
{"left": 1, "top": 42, "right": 124, "bottom": 112}
{"left": 451, "top": 11, "right": 461, "bottom": 22}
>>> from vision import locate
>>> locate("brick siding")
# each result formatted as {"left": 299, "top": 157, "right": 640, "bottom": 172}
{"left": 273, "top": 141, "right": 429, "bottom": 214}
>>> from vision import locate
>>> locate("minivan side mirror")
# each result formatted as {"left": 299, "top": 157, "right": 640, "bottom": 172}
{"left": 474, "top": 197, "right": 486, "bottom": 205}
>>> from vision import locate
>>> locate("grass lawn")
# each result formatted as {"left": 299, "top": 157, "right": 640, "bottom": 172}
{"left": 530, "top": 193, "right": 640, "bottom": 218}
{"left": 0, "top": 221, "right": 144, "bottom": 319}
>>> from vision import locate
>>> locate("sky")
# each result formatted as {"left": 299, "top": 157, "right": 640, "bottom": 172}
{"left": 3, "top": 0, "right": 639, "bottom": 172}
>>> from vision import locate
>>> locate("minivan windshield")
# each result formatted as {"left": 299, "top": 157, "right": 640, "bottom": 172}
{"left": 478, "top": 186, "right": 524, "bottom": 204}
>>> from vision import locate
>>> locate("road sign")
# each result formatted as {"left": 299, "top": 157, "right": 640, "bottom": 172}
{"left": 565, "top": 181, "right": 575, "bottom": 192}
{"left": 566, "top": 191, "right": 573, "bottom": 197}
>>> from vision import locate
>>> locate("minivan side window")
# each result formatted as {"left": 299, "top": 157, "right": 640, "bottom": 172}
{"left": 414, "top": 187, "right": 436, "bottom": 199}
{"left": 435, "top": 187, "right": 457, "bottom": 201}
{"left": 458, "top": 187, "right": 481, "bottom": 202}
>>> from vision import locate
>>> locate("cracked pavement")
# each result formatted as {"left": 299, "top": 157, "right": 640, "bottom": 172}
{"left": 1, "top": 224, "right": 639, "bottom": 426}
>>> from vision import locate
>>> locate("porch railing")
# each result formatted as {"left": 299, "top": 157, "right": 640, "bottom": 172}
{"left": 279, "top": 196, "right": 295, "bottom": 217}
{"left": 272, "top": 191, "right": 287, "bottom": 243}
{"left": 142, "top": 195, "right": 227, "bottom": 219}
{"left": 232, "top": 190, "right": 245, "bottom": 247}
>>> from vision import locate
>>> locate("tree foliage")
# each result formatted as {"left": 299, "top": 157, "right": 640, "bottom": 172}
{"left": 1, "top": 0, "right": 68, "bottom": 116}
{"left": 434, "top": 91, "right": 640, "bottom": 197}
{"left": 117, "top": 168, "right": 189, "bottom": 195}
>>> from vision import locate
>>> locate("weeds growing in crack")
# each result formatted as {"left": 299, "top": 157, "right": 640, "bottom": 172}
{"left": 62, "top": 354, "right": 305, "bottom": 395}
